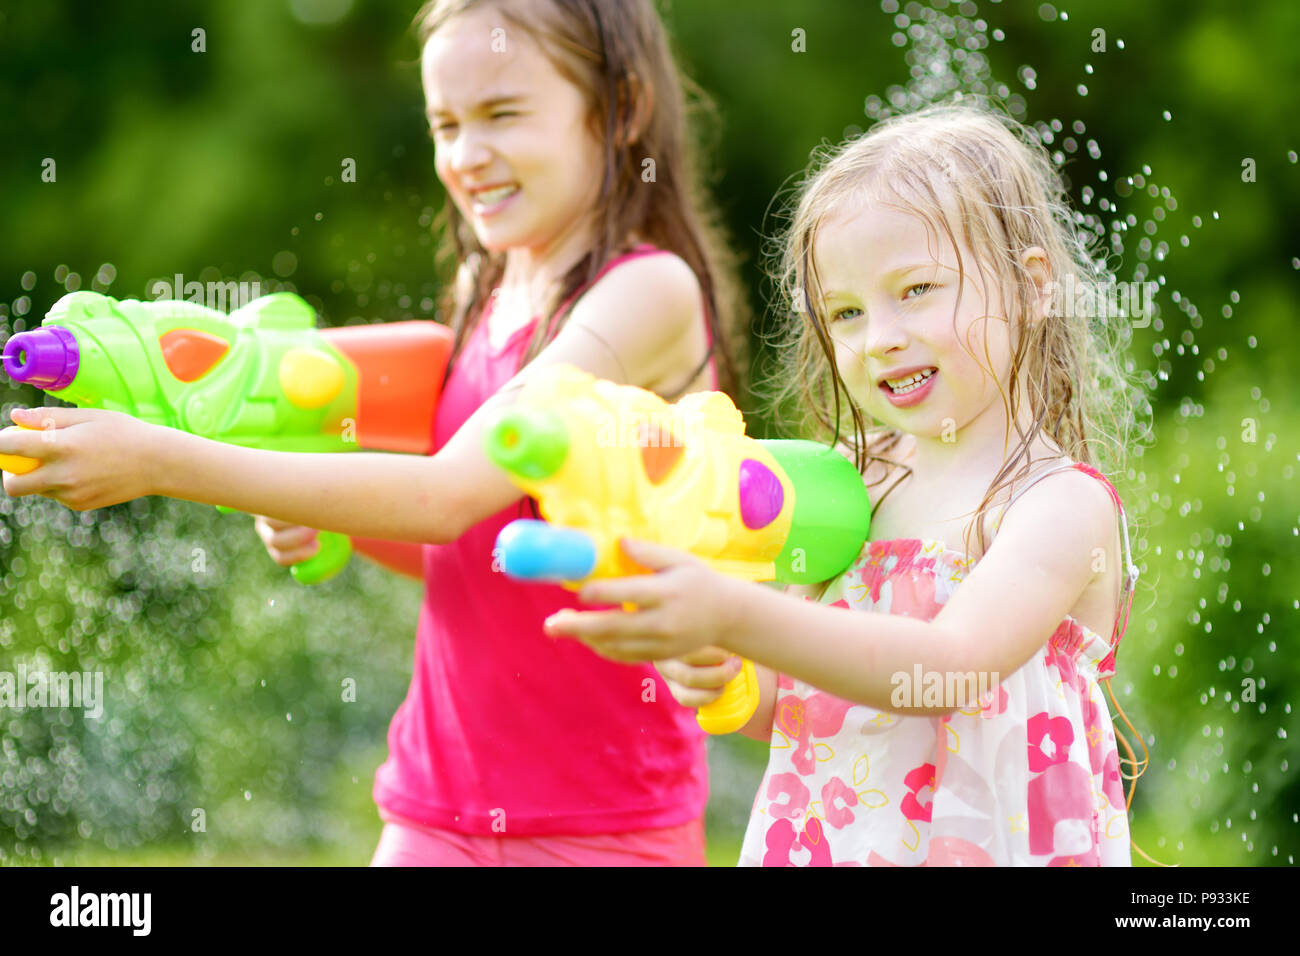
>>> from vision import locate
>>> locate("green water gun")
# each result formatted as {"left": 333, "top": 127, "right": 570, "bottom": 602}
{"left": 1, "top": 290, "right": 452, "bottom": 583}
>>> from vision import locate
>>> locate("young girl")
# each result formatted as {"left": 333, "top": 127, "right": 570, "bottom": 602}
{"left": 1, "top": 0, "right": 746, "bottom": 866}
{"left": 542, "top": 103, "right": 1148, "bottom": 866}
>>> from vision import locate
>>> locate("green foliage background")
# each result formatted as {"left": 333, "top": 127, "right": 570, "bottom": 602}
{"left": 0, "top": 0, "right": 1295, "bottom": 865}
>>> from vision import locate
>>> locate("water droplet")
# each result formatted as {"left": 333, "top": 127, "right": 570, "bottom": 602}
{"left": 1163, "top": 110, "right": 1172, "bottom": 121}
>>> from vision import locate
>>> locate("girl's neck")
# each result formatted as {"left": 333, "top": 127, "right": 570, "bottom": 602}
{"left": 904, "top": 388, "right": 1066, "bottom": 484}
{"left": 498, "top": 211, "right": 609, "bottom": 308}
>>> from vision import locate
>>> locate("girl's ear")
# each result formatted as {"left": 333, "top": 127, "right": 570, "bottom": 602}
{"left": 1021, "top": 246, "right": 1053, "bottom": 323}
{"left": 618, "top": 72, "right": 653, "bottom": 147}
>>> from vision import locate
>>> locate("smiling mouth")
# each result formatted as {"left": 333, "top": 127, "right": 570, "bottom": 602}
{"left": 880, "top": 367, "right": 937, "bottom": 395}
{"left": 470, "top": 184, "right": 519, "bottom": 210}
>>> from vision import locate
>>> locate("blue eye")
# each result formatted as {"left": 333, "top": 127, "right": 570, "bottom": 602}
{"left": 830, "top": 306, "right": 863, "bottom": 322}
{"left": 904, "top": 283, "right": 935, "bottom": 299}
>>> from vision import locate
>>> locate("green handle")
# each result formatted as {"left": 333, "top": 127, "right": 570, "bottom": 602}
{"left": 216, "top": 506, "right": 351, "bottom": 584}
{"left": 290, "top": 531, "right": 352, "bottom": 585}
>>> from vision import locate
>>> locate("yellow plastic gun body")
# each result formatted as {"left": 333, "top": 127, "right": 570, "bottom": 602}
{"left": 484, "top": 365, "right": 872, "bottom": 734}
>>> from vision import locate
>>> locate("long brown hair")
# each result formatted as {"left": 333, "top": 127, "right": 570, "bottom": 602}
{"left": 412, "top": 0, "right": 747, "bottom": 397}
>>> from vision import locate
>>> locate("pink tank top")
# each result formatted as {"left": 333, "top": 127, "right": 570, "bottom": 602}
{"left": 373, "top": 245, "right": 715, "bottom": 836}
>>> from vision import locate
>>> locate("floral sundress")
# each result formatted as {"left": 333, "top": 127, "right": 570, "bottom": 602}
{"left": 738, "top": 462, "right": 1138, "bottom": 866}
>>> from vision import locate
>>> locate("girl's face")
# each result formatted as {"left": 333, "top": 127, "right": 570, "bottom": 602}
{"left": 814, "top": 196, "right": 1018, "bottom": 441}
{"left": 422, "top": 7, "right": 606, "bottom": 255}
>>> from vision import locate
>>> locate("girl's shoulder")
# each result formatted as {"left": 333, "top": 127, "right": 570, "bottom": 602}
{"left": 579, "top": 245, "right": 702, "bottom": 308}
{"left": 562, "top": 246, "right": 707, "bottom": 391}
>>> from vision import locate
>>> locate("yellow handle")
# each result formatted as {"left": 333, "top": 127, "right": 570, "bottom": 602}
{"left": 0, "top": 425, "right": 42, "bottom": 475}
{"left": 696, "top": 658, "right": 760, "bottom": 735}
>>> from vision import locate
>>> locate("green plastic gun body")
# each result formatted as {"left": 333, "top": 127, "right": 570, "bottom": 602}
{"left": 2, "top": 291, "right": 452, "bottom": 583}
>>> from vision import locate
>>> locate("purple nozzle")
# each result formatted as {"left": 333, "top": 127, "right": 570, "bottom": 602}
{"left": 2, "top": 326, "right": 80, "bottom": 390}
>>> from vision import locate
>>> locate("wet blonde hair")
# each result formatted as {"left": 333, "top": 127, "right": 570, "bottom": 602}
{"left": 762, "top": 101, "right": 1145, "bottom": 563}
{"left": 761, "top": 102, "right": 1160, "bottom": 857}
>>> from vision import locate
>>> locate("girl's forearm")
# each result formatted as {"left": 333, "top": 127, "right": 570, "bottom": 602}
{"left": 724, "top": 583, "right": 980, "bottom": 716}
{"left": 153, "top": 428, "right": 465, "bottom": 544}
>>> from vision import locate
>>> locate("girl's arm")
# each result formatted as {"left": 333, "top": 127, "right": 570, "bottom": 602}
{"left": 555, "top": 471, "right": 1115, "bottom": 717}
{"left": 736, "top": 663, "right": 778, "bottom": 741}
{"left": 722, "top": 470, "right": 1115, "bottom": 714}
{"left": 3, "top": 254, "right": 708, "bottom": 542}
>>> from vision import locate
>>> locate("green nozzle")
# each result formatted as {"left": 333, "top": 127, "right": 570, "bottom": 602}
{"left": 485, "top": 407, "right": 569, "bottom": 481}
{"left": 765, "top": 440, "right": 872, "bottom": 585}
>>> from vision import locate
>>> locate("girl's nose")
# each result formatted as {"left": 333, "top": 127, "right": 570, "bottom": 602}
{"left": 865, "top": 313, "right": 909, "bottom": 356}
{"left": 448, "top": 129, "right": 492, "bottom": 174}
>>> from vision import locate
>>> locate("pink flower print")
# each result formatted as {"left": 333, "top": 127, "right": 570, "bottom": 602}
{"left": 822, "top": 776, "right": 859, "bottom": 830}
{"left": 901, "top": 763, "right": 936, "bottom": 823}
{"left": 777, "top": 673, "right": 794, "bottom": 690}
{"left": 798, "top": 815, "right": 834, "bottom": 866}
{"left": 926, "top": 836, "right": 996, "bottom": 867}
{"left": 1026, "top": 761, "right": 1095, "bottom": 857}
{"left": 860, "top": 539, "right": 932, "bottom": 603}
{"left": 888, "top": 569, "right": 945, "bottom": 621}
{"left": 806, "top": 692, "right": 855, "bottom": 737}
{"left": 762, "top": 818, "right": 797, "bottom": 867}
{"left": 1101, "top": 746, "right": 1126, "bottom": 811}
{"left": 1097, "top": 648, "right": 1117, "bottom": 679}
{"left": 766, "top": 772, "right": 810, "bottom": 821}
{"left": 827, "top": 599, "right": 851, "bottom": 610}
{"left": 1048, "top": 846, "right": 1100, "bottom": 866}
{"left": 978, "top": 684, "right": 1009, "bottom": 718}
{"left": 1027, "top": 712, "right": 1075, "bottom": 772}
{"left": 1046, "top": 638, "right": 1086, "bottom": 696}
{"left": 775, "top": 696, "right": 804, "bottom": 738}
{"left": 787, "top": 692, "right": 855, "bottom": 775}
{"left": 1083, "top": 695, "right": 1108, "bottom": 775}
{"left": 760, "top": 815, "right": 835, "bottom": 866}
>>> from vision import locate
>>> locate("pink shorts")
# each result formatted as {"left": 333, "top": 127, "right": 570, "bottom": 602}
{"left": 369, "top": 809, "right": 707, "bottom": 867}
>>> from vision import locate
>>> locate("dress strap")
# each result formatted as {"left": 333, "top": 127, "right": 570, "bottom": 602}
{"left": 998, "top": 461, "right": 1139, "bottom": 652}
{"left": 541, "top": 242, "right": 669, "bottom": 342}
{"left": 543, "top": 242, "right": 717, "bottom": 393}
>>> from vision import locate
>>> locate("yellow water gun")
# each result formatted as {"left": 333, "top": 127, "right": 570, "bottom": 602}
{"left": 483, "top": 364, "right": 872, "bottom": 734}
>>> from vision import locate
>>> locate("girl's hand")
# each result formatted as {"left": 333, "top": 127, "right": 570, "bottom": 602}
{"left": 254, "top": 515, "right": 322, "bottom": 567}
{"left": 543, "top": 537, "right": 745, "bottom": 662}
{"left": 0, "top": 406, "right": 160, "bottom": 510}
{"left": 654, "top": 647, "right": 745, "bottom": 708}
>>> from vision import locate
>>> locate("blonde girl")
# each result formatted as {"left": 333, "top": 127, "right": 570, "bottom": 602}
{"left": 544, "top": 103, "right": 1150, "bottom": 866}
